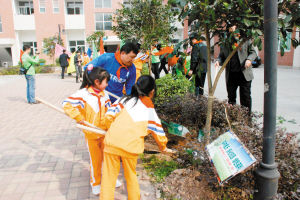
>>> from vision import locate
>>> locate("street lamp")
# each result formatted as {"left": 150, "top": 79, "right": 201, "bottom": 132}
{"left": 254, "top": 1, "right": 280, "bottom": 199}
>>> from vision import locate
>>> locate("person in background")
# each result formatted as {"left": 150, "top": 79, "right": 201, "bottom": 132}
{"left": 74, "top": 50, "right": 83, "bottom": 83}
{"left": 151, "top": 43, "right": 161, "bottom": 79}
{"left": 83, "top": 52, "right": 91, "bottom": 66}
{"left": 83, "top": 42, "right": 139, "bottom": 103}
{"left": 188, "top": 34, "right": 208, "bottom": 96}
{"left": 133, "top": 51, "right": 149, "bottom": 81}
{"left": 215, "top": 25, "right": 256, "bottom": 115}
{"left": 21, "top": 45, "right": 40, "bottom": 104}
{"left": 59, "top": 49, "right": 70, "bottom": 79}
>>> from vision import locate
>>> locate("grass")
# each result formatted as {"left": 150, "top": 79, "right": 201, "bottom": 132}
{"left": 140, "top": 154, "right": 179, "bottom": 182}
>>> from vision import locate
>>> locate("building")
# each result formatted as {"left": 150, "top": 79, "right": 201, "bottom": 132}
{"left": 0, "top": 0, "right": 187, "bottom": 66}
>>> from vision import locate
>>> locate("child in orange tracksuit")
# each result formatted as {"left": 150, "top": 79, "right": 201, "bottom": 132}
{"left": 100, "top": 75, "right": 173, "bottom": 200}
{"left": 63, "top": 67, "right": 121, "bottom": 195}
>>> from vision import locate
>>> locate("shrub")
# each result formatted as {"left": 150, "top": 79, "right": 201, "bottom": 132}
{"left": 0, "top": 65, "right": 55, "bottom": 75}
{"left": 35, "top": 65, "right": 55, "bottom": 73}
{"left": 39, "top": 59, "right": 46, "bottom": 65}
{"left": 141, "top": 63, "right": 149, "bottom": 75}
{"left": 0, "top": 66, "right": 20, "bottom": 75}
{"left": 55, "top": 58, "right": 60, "bottom": 66}
{"left": 151, "top": 93, "right": 299, "bottom": 200}
{"left": 155, "top": 74, "right": 192, "bottom": 104}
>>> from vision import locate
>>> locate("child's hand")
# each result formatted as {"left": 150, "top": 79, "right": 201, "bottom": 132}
{"left": 162, "top": 148, "right": 176, "bottom": 154}
{"left": 77, "top": 120, "right": 85, "bottom": 125}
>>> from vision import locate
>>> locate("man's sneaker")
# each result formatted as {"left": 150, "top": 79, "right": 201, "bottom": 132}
{"left": 92, "top": 185, "right": 100, "bottom": 195}
{"left": 116, "top": 179, "right": 122, "bottom": 188}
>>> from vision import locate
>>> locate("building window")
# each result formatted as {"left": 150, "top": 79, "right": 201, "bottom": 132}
{"left": 39, "top": 0, "right": 46, "bottom": 13}
{"left": 123, "top": 0, "right": 131, "bottom": 8}
{"left": 0, "top": 16, "right": 2, "bottom": 32}
{"left": 95, "top": 0, "right": 111, "bottom": 8}
{"left": 18, "top": 1, "right": 34, "bottom": 15}
{"left": 95, "top": 13, "right": 112, "bottom": 31}
{"left": 69, "top": 40, "right": 85, "bottom": 53}
{"left": 278, "top": 32, "right": 292, "bottom": 52}
{"left": 53, "top": 0, "right": 59, "bottom": 13}
{"left": 66, "top": 1, "right": 83, "bottom": 15}
{"left": 23, "top": 42, "right": 38, "bottom": 55}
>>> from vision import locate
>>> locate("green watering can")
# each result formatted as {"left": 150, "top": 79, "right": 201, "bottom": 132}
{"left": 161, "top": 120, "right": 190, "bottom": 137}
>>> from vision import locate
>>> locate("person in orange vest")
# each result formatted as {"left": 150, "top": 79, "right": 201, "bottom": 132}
{"left": 153, "top": 45, "right": 179, "bottom": 73}
{"left": 99, "top": 75, "right": 174, "bottom": 200}
{"left": 63, "top": 67, "right": 121, "bottom": 195}
{"left": 133, "top": 51, "right": 149, "bottom": 81}
{"left": 188, "top": 34, "right": 208, "bottom": 96}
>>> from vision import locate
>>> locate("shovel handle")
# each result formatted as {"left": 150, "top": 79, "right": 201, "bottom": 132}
{"left": 36, "top": 97, "right": 106, "bottom": 132}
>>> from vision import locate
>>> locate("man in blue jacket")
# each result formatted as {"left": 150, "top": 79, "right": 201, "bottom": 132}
{"left": 83, "top": 42, "right": 139, "bottom": 103}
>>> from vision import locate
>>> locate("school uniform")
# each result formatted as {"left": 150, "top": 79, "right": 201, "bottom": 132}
{"left": 63, "top": 87, "right": 111, "bottom": 188}
{"left": 100, "top": 96, "right": 168, "bottom": 200}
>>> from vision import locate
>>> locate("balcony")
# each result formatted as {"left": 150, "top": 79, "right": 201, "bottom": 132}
{"left": 14, "top": 15, "right": 35, "bottom": 30}
{"left": 65, "top": 15, "right": 85, "bottom": 29}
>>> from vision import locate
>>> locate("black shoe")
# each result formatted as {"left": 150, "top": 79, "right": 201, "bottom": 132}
{"left": 31, "top": 101, "right": 40, "bottom": 104}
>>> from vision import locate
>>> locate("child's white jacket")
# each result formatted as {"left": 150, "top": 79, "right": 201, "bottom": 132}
{"left": 103, "top": 96, "right": 168, "bottom": 155}
{"left": 63, "top": 87, "right": 111, "bottom": 139}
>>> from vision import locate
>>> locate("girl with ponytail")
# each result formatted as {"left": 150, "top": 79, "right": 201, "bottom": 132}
{"left": 63, "top": 66, "right": 123, "bottom": 195}
{"left": 100, "top": 75, "right": 174, "bottom": 200}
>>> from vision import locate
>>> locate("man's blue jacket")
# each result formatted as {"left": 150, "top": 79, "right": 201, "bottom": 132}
{"left": 85, "top": 53, "right": 136, "bottom": 103}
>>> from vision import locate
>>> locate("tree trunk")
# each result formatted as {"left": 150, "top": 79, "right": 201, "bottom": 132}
{"left": 204, "top": 38, "right": 246, "bottom": 145}
{"left": 204, "top": 94, "right": 214, "bottom": 144}
{"left": 203, "top": 24, "right": 213, "bottom": 145}
{"left": 148, "top": 48, "right": 152, "bottom": 75}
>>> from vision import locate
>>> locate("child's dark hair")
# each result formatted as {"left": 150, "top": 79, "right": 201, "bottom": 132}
{"left": 121, "top": 75, "right": 156, "bottom": 106}
{"left": 80, "top": 67, "right": 110, "bottom": 89}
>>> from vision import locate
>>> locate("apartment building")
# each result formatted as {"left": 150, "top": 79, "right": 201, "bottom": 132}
{"left": 0, "top": 0, "right": 187, "bottom": 66}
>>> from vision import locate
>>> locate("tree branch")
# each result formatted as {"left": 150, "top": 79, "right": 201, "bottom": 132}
{"left": 212, "top": 39, "right": 246, "bottom": 94}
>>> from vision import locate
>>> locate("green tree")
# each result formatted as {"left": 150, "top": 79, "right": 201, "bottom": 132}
{"left": 86, "top": 31, "right": 105, "bottom": 51}
{"left": 172, "top": 0, "right": 300, "bottom": 144}
{"left": 112, "top": 0, "right": 177, "bottom": 73}
{"left": 43, "top": 35, "right": 64, "bottom": 64}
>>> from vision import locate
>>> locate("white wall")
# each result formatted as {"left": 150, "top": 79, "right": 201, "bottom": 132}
{"left": 18, "top": 30, "right": 37, "bottom": 42}
{"left": 14, "top": 15, "right": 35, "bottom": 30}
{"left": 65, "top": 15, "right": 85, "bottom": 29}
{"left": 66, "top": 30, "right": 85, "bottom": 40}
{"left": 293, "top": 28, "right": 300, "bottom": 68}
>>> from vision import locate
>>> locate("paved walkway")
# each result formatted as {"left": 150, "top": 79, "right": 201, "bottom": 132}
{"left": 0, "top": 74, "right": 155, "bottom": 200}
{"left": 206, "top": 65, "right": 300, "bottom": 140}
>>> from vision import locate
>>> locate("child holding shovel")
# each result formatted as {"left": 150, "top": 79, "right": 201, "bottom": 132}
{"left": 62, "top": 67, "right": 121, "bottom": 195}
{"left": 99, "top": 75, "right": 174, "bottom": 200}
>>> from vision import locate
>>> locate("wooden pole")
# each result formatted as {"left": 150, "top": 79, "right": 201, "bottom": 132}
{"left": 105, "top": 90, "right": 121, "bottom": 100}
{"left": 36, "top": 97, "right": 106, "bottom": 135}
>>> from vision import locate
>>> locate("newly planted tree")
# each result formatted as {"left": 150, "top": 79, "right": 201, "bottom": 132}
{"left": 173, "top": 0, "right": 300, "bottom": 144}
{"left": 112, "top": 0, "right": 177, "bottom": 73}
{"left": 43, "top": 35, "right": 64, "bottom": 64}
{"left": 86, "top": 31, "right": 105, "bottom": 50}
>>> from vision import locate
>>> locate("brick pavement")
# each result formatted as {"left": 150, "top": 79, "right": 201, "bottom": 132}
{"left": 0, "top": 74, "right": 156, "bottom": 200}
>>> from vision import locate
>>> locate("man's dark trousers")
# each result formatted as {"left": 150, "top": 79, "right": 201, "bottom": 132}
{"left": 226, "top": 71, "right": 252, "bottom": 112}
{"left": 195, "top": 72, "right": 206, "bottom": 95}
{"left": 61, "top": 66, "right": 66, "bottom": 79}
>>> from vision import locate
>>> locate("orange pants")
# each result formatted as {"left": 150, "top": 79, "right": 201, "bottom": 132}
{"left": 100, "top": 151, "right": 140, "bottom": 200}
{"left": 86, "top": 137, "right": 104, "bottom": 186}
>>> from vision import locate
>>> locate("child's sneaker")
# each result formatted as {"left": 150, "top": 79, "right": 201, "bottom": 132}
{"left": 92, "top": 185, "right": 100, "bottom": 195}
{"left": 115, "top": 179, "right": 122, "bottom": 188}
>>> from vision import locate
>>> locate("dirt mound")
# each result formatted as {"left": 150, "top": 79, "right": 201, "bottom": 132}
{"left": 158, "top": 168, "right": 216, "bottom": 200}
